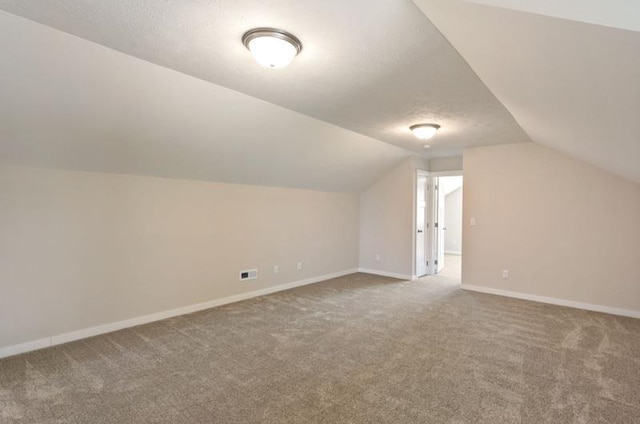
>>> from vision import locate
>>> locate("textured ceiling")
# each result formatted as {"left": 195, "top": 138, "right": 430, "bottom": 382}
{"left": 0, "top": 11, "right": 410, "bottom": 192}
{"left": 413, "top": 0, "right": 640, "bottom": 183}
{"left": 0, "top": 0, "right": 529, "bottom": 160}
{"left": 2, "top": 0, "right": 633, "bottom": 189}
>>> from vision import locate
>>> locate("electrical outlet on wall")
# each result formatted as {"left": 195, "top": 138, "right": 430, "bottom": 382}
{"left": 502, "top": 269, "right": 509, "bottom": 279}
{"left": 297, "top": 261, "right": 303, "bottom": 270}
{"left": 273, "top": 265, "right": 279, "bottom": 274}
{"left": 240, "top": 269, "right": 258, "bottom": 281}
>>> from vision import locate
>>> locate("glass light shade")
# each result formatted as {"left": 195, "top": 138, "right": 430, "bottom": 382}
{"left": 410, "top": 124, "right": 440, "bottom": 140}
{"left": 243, "top": 29, "right": 302, "bottom": 69}
{"left": 247, "top": 36, "right": 298, "bottom": 68}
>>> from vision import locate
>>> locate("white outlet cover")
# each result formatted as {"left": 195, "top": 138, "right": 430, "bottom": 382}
{"left": 240, "top": 269, "right": 258, "bottom": 280}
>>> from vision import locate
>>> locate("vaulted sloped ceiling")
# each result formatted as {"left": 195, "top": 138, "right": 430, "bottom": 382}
{"left": 1, "top": 1, "right": 636, "bottom": 190}
{"left": 412, "top": 0, "right": 640, "bottom": 184}
{"left": 0, "top": 11, "right": 412, "bottom": 192}
{"left": 464, "top": 0, "right": 640, "bottom": 32}
{"left": 0, "top": 0, "right": 529, "bottom": 192}
{"left": 0, "top": 10, "right": 412, "bottom": 193}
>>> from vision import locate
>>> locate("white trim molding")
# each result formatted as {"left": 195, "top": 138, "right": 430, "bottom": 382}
{"left": 357, "top": 268, "right": 412, "bottom": 281}
{"left": 462, "top": 284, "right": 640, "bottom": 319}
{"left": 430, "top": 170, "right": 463, "bottom": 177}
{"left": 0, "top": 268, "right": 358, "bottom": 359}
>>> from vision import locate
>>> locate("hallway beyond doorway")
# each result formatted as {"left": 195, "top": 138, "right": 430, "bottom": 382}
{"left": 440, "top": 254, "right": 461, "bottom": 280}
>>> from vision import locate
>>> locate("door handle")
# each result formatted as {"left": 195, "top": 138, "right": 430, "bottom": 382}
{"left": 417, "top": 229, "right": 423, "bottom": 233}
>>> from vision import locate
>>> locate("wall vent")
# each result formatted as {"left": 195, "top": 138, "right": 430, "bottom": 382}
{"left": 239, "top": 269, "right": 258, "bottom": 281}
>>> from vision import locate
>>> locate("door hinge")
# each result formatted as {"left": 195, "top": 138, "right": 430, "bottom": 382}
{"left": 434, "top": 260, "right": 438, "bottom": 265}
{"left": 435, "top": 222, "right": 439, "bottom": 228}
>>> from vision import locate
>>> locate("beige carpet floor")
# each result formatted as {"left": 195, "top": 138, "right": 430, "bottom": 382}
{"left": 1, "top": 273, "right": 639, "bottom": 423}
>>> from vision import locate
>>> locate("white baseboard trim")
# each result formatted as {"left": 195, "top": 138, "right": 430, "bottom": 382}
{"left": 0, "top": 268, "right": 358, "bottom": 359}
{"left": 357, "top": 268, "right": 412, "bottom": 281}
{"left": 461, "top": 284, "right": 640, "bottom": 319}
{"left": 0, "top": 338, "right": 52, "bottom": 360}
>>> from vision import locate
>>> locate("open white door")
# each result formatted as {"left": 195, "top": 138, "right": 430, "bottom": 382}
{"left": 435, "top": 178, "right": 445, "bottom": 273}
{"left": 415, "top": 173, "right": 428, "bottom": 277}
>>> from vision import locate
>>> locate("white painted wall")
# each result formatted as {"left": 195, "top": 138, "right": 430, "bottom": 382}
{"left": 429, "top": 156, "right": 463, "bottom": 173}
{"left": 462, "top": 143, "right": 640, "bottom": 314}
{"left": 0, "top": 165, "right": 359, "bottom": 350}
{"left": 358, "top": 157, "right": 428, "bottom": 279}
{"left": 444, "top": 187, "right": 462, "bottom": 255}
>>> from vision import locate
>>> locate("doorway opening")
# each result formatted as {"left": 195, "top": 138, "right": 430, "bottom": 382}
{"left": 414, "top": 171, "right": 463, "bottom": 281}
{"left": 434, "top": 175, "right": 463, "bottom": 280}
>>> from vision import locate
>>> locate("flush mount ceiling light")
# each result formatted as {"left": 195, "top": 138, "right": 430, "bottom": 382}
{"left": 410, "top": 123, "right": 441, "bottom": 140}
{"left": 242, "top": 28, "right": 302, "bottom": 69}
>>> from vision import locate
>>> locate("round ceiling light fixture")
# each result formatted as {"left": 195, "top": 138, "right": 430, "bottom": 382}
{"left": 242, "top": 28, "right": 302, "bottom": 69}
{"left": 410, "top": 123, "right": 441, "bottom": 140}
